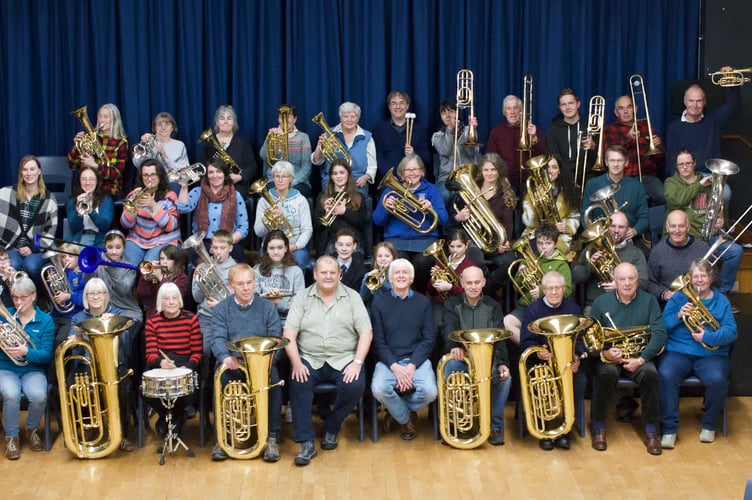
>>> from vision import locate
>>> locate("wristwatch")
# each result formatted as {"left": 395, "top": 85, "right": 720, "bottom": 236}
{"left": 353, "top": 359, "right": 363, "bottom": 365}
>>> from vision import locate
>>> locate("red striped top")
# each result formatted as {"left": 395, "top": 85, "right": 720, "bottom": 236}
{"left": 144, "top": 310, "right": 202, "bottom": 370}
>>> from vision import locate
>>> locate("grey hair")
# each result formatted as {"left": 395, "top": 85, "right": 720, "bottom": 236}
{"left": 10, "top": 276, "right": 36, "bottom": 298}
{"left": 82, "top": 277, "right": 109, "bottom": 310}
{"left": 156, "top": 282, "right": 183, "bottom": 313}
{"left": 271, "top": 160, "right": 295, "bottom": 179}
{"left": 502, "top": 95, "right": 522, "bottom": 109}
{"left": 339, "top": 102, "right": 361, "bottom": 118}
{"left": 214, "top": 105, "right": 239, "bottom": 133}
{"left": 388, "top": 258, "right": 415, "bottom": 281}
{"left": 540, "top": 271, "right": 565, "bottom": 288}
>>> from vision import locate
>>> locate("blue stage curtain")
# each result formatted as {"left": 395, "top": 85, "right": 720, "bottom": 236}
{"left": 0, "top": 0, "right": 699, "bottom": 187}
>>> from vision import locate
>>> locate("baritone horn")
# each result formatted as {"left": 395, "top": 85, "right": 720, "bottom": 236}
{"left": 581, "top": 217, "right": 622, "bottom": 285}
{"left": 437, "top": 328, "right": 511, "bottom": 449}
{"left": 708, "top": 67, "right": 751, "bottom": 87}
{"left": 56, "top": 315, "right": 134, "bottom": 458}
{"left": 377, "top": 167, "right": 438, "bottom": 234}
{"left": 519, "top": 314, "right": 593, "bottom": 440}
{"left": 583, "top": 183, "right": 627, "bottom": 226}
{"left": 582, "top": 312, "right": 656, "bottom": 362}
{"left": 214, "top": 336, "right": 289, "bottom": 459}
{"left": 264, "top": 105, "right": 292, "bottom": 165}
{"left": 629, "top": 75, "right": 661, "bottom": 182}
{"left": 71, "top": 105, "right": 110, "bottom": 167}
{"left": 311, "top": 112, "right": 352, "bottom": 166}
{"left": 524, "top": 154, "right": 560, "bottom": 225}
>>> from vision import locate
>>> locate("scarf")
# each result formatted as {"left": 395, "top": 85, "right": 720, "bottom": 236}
{"left": 195, "top": 178, "right": 236, "bottom": 234}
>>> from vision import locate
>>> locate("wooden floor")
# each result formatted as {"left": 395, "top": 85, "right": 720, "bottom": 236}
{"left": 4, "top": 397, "right": 752, "bottom": 499}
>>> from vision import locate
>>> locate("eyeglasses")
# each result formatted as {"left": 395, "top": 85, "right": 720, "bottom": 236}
{"left": 403, "top": 167, "right": 422, "bottom": 173}
{"left": 142, "top": 173, "right": 158, "bottom": 178}
{"left": 543, "top": 286, "right": 565, "bottom": 292}
{"left": 87, "top": 291, "right": 107, "bottom": 297}
{"left": 11, "top": 294, "right": 33, "bottom": 301}
{"left": 676, "top": 162, "right": 695, "bottom": 168}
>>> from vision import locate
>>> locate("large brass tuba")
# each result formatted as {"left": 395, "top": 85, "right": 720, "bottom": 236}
{"left": 582, "top": 313, "right": 656, "bottom": 362}
{"left": 524, "top": 154, "right": 560, "bottom": 225}
{"left": 311, "top": 112, "right": 352, "bottom": 166}
{"left": 583, "top": 183, "right": 628, "bottom": 226}
{"left": 446, "top": 163, "right": 507, "bottom": 252}
{"left": 507, "top": 236, "right": 544, "bottom": 305}
{"left": 701, "top": 159, "right": 739, "bottom": 240}
{"left": 199, "top": 128, "right": 241, "bottom": 174}
{"left": 377, "top": 167, "right": 438, "bottom": 234}
{"left": 264, "top": 105, "right": 292, "bottom": 165}
{"left": 183, "top": 231, "right": 231, "bottom": 302}
{"left": 0, "top": 301, "right": 37, "bottom": 366}
{"left": 71, "top": 105, "right": 110, "bottom": 167}
{"left": 437, "top": 328, "right": 510, "bottom": 449}
{"left": 214, "top": 336, "right": 289, "bottom": 459}
{"left": 669, "top": 273, "right": 720, "bottom": 351}
{"left": 41, "top": 251, "right": 75, "bottom": 314}
{"left": 56, "top": 315, "right": 134, "bottom": 458}
{"left": 250, "top": 179, "right": 295, "bottom": 239}
{"left": 519, "top": 314, "right": 594, "bottom": 439}
{"left": 581, "top": 217, "right": 622, "bottom": 285}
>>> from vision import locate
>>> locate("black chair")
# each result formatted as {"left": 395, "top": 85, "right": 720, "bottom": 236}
{"left": 38, "top": 156, "right": 72, "bottom": 240}
{"left": 313, "top": 382, "right": 365, "bottom": 442}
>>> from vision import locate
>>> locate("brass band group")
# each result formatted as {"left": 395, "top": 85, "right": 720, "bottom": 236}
{"left": 0, "top": 65, "right": 748, "bottom": 464}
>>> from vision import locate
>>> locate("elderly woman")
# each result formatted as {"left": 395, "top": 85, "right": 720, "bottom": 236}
{"left": 177, "top": 157, "right": 248, "bottom": 263}
{"left": 0, "top": 155, "right": 58, "bottom": 283}
{"left": 254, "top": 161, "right": 312, "bottom": 269}
{"left": 259, "top": 104, "right": 313, "bottom": 196}
{"left": 0, "top": 276, "right": 54, "bottom": 459}
{"left": 67, "top": 103, "right": 128, "bottom": 197}
{"left": 659, "top": 260, "right": 737, "bottom": 449}
{"left": 133, "top": 112, "right": 189, "bottom": 174}
{"left": 120, "top": 159, "right": 181, "bottom": 266}
{"left": 198, "top": 104, "right": 257, "bottom": 198}
{"left": 311, "top": 101, "right": 377, "bottom": 198}
{"left": 143, "top": 282, "right": 202, "bottom": 441}
{"left": 66, "top": 165, "right": 114, "bottom": 247}
{"left": 373, "top": 153, "right": 448, "bottom": 293}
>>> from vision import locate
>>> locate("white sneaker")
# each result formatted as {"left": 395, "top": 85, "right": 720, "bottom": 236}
{"left": 661, "top": 433, "right": 677, "bottom": 449}
{"left": 699, "top": 429, "right": 716, "bottom": 443}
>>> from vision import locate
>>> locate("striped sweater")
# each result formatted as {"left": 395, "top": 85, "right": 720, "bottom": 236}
{"left": 144, "top": 310, "right": 203, "bottom": 370}
{"left": 120, "top": 190, "right": 181, "bottom": 248}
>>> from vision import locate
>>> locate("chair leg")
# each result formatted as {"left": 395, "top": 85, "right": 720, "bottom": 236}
{"left": 137, "top": 395, "right": 144, "bottom": 448}
{"left": 431, "top": 400, "right": 440, "bottom": 441}
{"left": 517, "top": 400, "right": 526, "bottom": 439}
{"left": 722, "top": 400, "right": 728, "bottom": 437}
{"left": 358, "top": 395, "right": 365, "bottom": 442}
{"left": 371, "top": 396, "right": 379, "bottom": 443}
{"left": 44, "top": 401, "right": 52, "bottom": 451}
{"left": 199, "top": 385, "right": 206, "bottom": 447}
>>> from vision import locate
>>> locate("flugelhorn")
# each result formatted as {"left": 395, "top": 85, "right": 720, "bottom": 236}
{"left": 71, "top": 105, "right": 110, "bottom": 167}
{"left": 311, "top": 112, "right": 352, "bottom": 166}
{"left": 168, "top": 163, "right": 206, "bottom": 185}
{"left": 437, "top": 328, "right": 511, "bottom": 449}
{"left": 519, "top": 314, "right": 594, "bottom": 440}
{"left": 215, "top": 336, "right": 289, "bottom": 459}
{"left": 669, "top": 273, "right": 720, "bottom": 351}
{"left": 183, "top": 231, "right": 231, "bottom": 302}
{"left": 377, "top": 167, "right": 438, "bottom": 234}
{"left": 250, "top": 179, "right": 294, "bottom": 238}
{"left": 264, "top": 105, "right": 292, "bottom": 165}
{"left": 319, "top": 189, "right": 350, "bottom": 227}
{"left": 701, "top": 159, "right": 739, "bottom": 240}
{"left": 708, "top": 67, "right": 751, "bottom": 87}
{"left": 583, "top": 184, "right": 627, "bottom": 226}
{"left": 199, "top": 128, "right": 241, "bottom": 174}
{"left": 629, "top": 75, "right": 661, "bottom": 182}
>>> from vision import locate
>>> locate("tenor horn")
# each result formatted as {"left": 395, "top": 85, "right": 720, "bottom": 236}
{"left": 56, "top": 315, "right": 134, "bottom": 458}
{"left": 311, "top": 112, "right": 352, "bottom": 166}
{"left": 669, "top": 273, "right": 720, "bottom": 351}
{"left": 437, "top": 328, "right": 511, "bottom": 449}
{"left": 377, "top": 168, "right": 438, "bottom": 234}
{"left": 71, "top": 105, "right": 110, "bottom": 167}
{"left": 214, "top": 336, "right": 289, "bottom": 459}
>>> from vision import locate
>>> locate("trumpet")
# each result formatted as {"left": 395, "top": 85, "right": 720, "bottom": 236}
{"left": 168, "top": 163, "right": 207, "bottom": 185}
{"left": 199, "top": 128, "right": 241, "bottom": 175}
{"left": 139, "top": 260, "right": 168, "bottom": 283}
{"left": 76, "top": 194, "right": 93, "bottom": 216}
{"left": 133, "top": 134, "right": 156, "bottom": 161}
{"left": 264, "top": 105, "right": 292, "bottom": 165}
{"left": 709, "top": 67, "right": 751, "bottom": 87}
{"left": 629, "top": 75, "right": 661, "bottom": 182}
{"left": 377, "top": 168, "right": 438, "bottom": 234}
{"left": 365, "top": 268, "right": 387, "bottom": 292}
{"left": 71, "top": 105, "right": 110, "bottom": 167}
{"left": 319, "top": 189, "right": 351, "bottom": 227}
{"left": 311, "top": 112, "right": 352, "bottom": 166}
{"left": 123, "top": 187, "right": 157, "bottom": 214}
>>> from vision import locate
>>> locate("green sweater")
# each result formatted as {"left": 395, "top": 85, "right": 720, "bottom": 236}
{"left": 513, "top": 248, "right": 572, "bottom": 306}
{"left": 663, "top": 171, "right": 713, "bottom": 238}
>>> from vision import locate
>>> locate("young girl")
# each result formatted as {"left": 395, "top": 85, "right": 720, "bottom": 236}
{"left": 426, "top": 229, "right": 478, "bottom": 304}
{"left": 360, "top": 242, "right": 398, "bottom": 308}
{"left": 135, "top": 244, "right": 190, "bottom": 320}
{"left": 253, "top": 230, "right": 305, "bottom": 322}
{"left": 49, "top": 243, "right": 86, "bottom": 348}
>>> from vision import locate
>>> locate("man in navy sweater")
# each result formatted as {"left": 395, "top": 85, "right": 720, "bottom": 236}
{"left": 371, "top": 258, "right": 437, "bottom": 440}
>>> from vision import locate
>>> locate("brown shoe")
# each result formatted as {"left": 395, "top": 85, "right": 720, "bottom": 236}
{"left": 120, "top": 439, "right": 136, "bottom": 452}
{"left": 26, "top": 428, "right": 43, "bottom": 452}
{"left": 383, "top": 413, "right": 395, "bottom": 434}
{"left": 645, "top": 433, "right": 662, "bottom": 455}
{"left": 6, "top": 436, "right": 20, "bottom": 460}
{"left": 591, "top": 429, "right": 607, "bottom": 451}
{"left": 401, "top": 414, "right": 417, "bottom": 440}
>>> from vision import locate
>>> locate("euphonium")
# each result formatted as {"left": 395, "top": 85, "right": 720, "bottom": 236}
{"left": 0, "top": 301, "right": 37, "bottom": 367}
{"left": 524, "top": 154, "right": 560, "bottom": 225}
{"left": 250, "top": 179, "right": 294, "bottom": 239}
{"left": 423, "top": 239, "right": 460, "bottom": 298}
{"left": 507, "top": 236, "right": 544, "bottom": 305}
{"left": 133, "top": 134, "right": 156, "bottom": 161}
{"left": 365, "top": 268, "right": 387, "bottom": 292}
{"left": 519, "top": 314, "right": 594, "bottom": 440}
{"left": 71, "top": 105, "right": 110, "bottom": 167}
{"left": 446, "top": 163, "right": 507, "bottom": 252}
{"left": 670, "top": 273, "right": 720, "bottom": 350}
{"left": 582, "top": 313, "right": 656, "bottom": 362}
{"left": 214, "top": 336, "right": 289, "bottom": 459}
{"left": 264, "top": 105, "right": 292, "bottom": 165}
{"left": 311, "top": 112, "right": 352, "bottom": 165}
{"left": 581, "top": 217, "right": 622, "bottom": 285}
{"left": 319, "top": 189, "right": 351, "bottom": 227}
{"left": 199, "top": 128, "right": 242, "bottom": 174}
{"left": 168, "top": 163, "right": 207, "bottom": 185}
{"left": 41, "top": 251, "right": 75, "bottom": 314}
{"left": 183, "top": 231, "right": 231, "bottom": 302}
{"left": 701, "top": 159, "right": 739, "bottom": 240}
{"left": 437, "top": 328, "right": 511, "bottom": 449}
{"left": 583, "top": 183, "right": 628, "bottom": 226}
{"left": 377, "top": 167, "right": 438, "bottom": 234}
{"left": 709, "top": 67, "right": 751, "bottom": 87}
{"left": 123, "top": 187, "right": 157, "bottom": 214}
{"left": 56, "top": 315, "right": 134, "bottom": 458}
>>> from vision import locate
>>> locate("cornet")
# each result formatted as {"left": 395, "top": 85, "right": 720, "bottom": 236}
{"left": 319, "top": 189, "right": 350, "bottom": 227}
{"left": 168, "top": 163, "right": 206, "bottom": 185}
{"left": 123, "top": 187, "right": 157, "bottom": 214}
{"left": 708, "top": 67, "right": 751, "bottom": 87}
{"left": 139, "top": 260, "right": 168, "bottom": 283}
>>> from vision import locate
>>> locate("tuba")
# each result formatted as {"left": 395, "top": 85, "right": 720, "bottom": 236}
{"left": 583, "top": 183, "right": 627, "bottom": 226}
{"left": 701, "top": 159, "right": 739, "bottom": 240}
{"left": 524, "top": 154, "right": 560, "bottom": 225}
{"left": 311, "top": 112, "right": 352, "bottom": 166}
{"left": 264, "top": 105, "right": 292, "bottom": 165}
{"left": 0, "top": 301, "right": 37, "bottom": 366}
{"left": 168, "top": 163, "right": 206, "bottom": 185}
{"left": 582, "top": 312, "right": 656, "bottom": 362}
{"left": 581, "top": 217, "right": 622, "bottom": 285}
{"left": 41, "top": 251, "right": 75, "bottom": 314}
{"left": 199, "top": 128, "right": 241, "bottom": 174}
{"left": 423, "top": 239, "right": 460, "bottom": 298}
{"left": 709, "top": 67, "right": 751, "bottom": 87}
{"left": 437, "top": 328, "right": 510, "bottom": 449}
{"left": 71, "top": 105, "right": 110, "bottom": 167}
{"left": 446, "top": 163, "right": 507, "bottom": 252}
{"left": 214, "top": 336, "right": 289, "bottom": 459}
{"left": 319, "top": 189, "right": 351, "bottom": 227}
{"left": 377, "top": 167, "right": 438, "bottom": 234}
{"left": 56, "top": 315, "right": 134, "bottom": 458}
{"left": 507, "top": 236, "right": 544, "bottom": 305}
{"left": 519, "top": 314, "right": 594, "bottom": 440}
{"left": 669, "top": 273, "right": 720, "bottom": 351}
{"left": 250, "top": 179, "right": 295, "bottom": 239}
{"left": 183, "top": 231, "right": 231, "bottom": 302}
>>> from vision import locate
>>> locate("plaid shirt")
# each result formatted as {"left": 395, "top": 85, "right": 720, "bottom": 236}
{"left": 0, "top": 187, "right": 58, "bottom": 251}
{"left": 67, "top": 135, "right": 129, "bottom": 197}
{"left": 602, "top": 120, "right": 665, "bottom": 177}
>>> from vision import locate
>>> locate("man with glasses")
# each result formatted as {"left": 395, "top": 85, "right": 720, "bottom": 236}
{"left": 589, "top": 262, "right": 666, "bottom": 455}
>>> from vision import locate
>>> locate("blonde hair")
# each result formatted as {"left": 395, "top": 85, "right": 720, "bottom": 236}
{"left": 15, "top": 155, "right": 47, "bottom": 202}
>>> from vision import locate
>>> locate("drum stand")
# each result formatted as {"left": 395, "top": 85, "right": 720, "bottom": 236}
{"left": 157, "top": 395, "right": 194, "bottom": 465}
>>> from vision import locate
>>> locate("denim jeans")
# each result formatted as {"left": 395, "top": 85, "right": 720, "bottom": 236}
{"left": 371, "top": 359, "right": 438, "bottom": 425}
{"left": 658, "top": 351, "right": 729, "bottom": 433}
{"left": 292, "top": 247, "right": 310, "bottom": 270}
{"left": 708, "top": 237, "right": 742, "bottom": 294}
{"left": 123, "top": 241, "right": 175, "bottom": 268}
{"left": 592, "top": 360, "right": 660, "bottom": 428}
{"left": 443, "top": 359, "right": 511, "bottom": 432}
{"left": 0, "top": 370, "right": 47, "bottom": 437}
{"left": 8, "top": 250, "right": 46, "bottom": 283}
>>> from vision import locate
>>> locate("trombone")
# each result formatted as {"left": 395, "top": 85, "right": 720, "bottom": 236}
{"left": 708, "top": 67, "right": 751, "bottom": 87}
{"left": 519, "top": 74, "right": 534, "bottom": 153}
{"left": 454, "top": 69, "right": 482, "bottom": 169}
{"left": 629, "top": 75, "right": 661, "bottom": 182}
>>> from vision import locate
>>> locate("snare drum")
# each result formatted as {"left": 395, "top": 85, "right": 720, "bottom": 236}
{"left": 141, "top": 367, "right": 197, "bottom": 399}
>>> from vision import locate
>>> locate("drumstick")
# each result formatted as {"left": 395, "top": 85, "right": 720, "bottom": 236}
{"left": 159, "top": 349, "right": 174, "bottom": 363}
